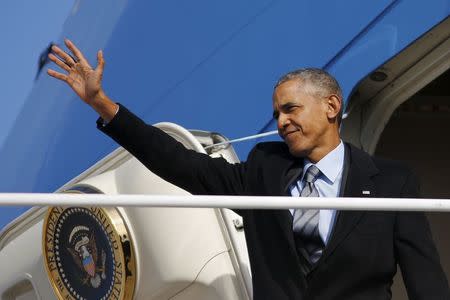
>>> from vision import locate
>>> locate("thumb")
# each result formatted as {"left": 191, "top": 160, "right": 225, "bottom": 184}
{"left": 96, "top": 50, "right": 105, "bottom": 74}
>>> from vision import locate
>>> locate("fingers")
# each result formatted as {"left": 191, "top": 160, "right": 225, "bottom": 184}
{"left": 96, "top": 50, "right": 105, "bottom": 74}
{"left": 47, "top": 69, "right": 68, "bottom": 82}
{"left": 48, "top": 53, "right": 71, "bottom": 72}
{"left": 65, "top": 39, "right": 87, "bottom": 63}
{"left": 47, "top": 69, "right": 75, "bottom": 87}
{"left": 51, "top": 44, "right": 77, "bottom": 67}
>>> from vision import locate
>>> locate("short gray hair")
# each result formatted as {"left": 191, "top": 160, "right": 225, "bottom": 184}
{"left": 274, "top": 68, "right": 343, "bottom": 123}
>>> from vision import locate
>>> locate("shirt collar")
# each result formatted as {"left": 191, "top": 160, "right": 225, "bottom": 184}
{"left": 302, "top": 141, "right": 345, "bottom": 184}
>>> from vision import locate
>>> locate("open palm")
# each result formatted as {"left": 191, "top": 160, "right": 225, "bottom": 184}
{"left": 47, "top": 39, "right": 105, "bottom": 105}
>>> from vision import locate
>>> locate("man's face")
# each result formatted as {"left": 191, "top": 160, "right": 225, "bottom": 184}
{"left": 272, "top": 79, "right": 332, "bottom": 158}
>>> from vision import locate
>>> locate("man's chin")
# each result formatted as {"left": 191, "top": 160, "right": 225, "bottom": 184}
{"left": 287, "top": 145, "right": 310, "bottom": 158}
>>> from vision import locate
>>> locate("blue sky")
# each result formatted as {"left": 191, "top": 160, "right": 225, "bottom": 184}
{"left": 0, "top": 0, "right": 74, "bottom": 148}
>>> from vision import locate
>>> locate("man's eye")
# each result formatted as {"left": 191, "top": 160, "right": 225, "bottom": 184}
{"left": 287, "top": 106, "right": 296, "bottom": 112}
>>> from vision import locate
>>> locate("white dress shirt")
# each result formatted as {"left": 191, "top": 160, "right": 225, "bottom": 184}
{"left": 289, "top": 141, "right": 345, "bottom": 245}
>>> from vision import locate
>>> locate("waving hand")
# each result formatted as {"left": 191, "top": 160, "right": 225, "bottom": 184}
{"left": 47, "top": 39, "right": 118, "bottom": 121}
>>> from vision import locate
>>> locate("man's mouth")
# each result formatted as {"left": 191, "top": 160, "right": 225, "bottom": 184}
{"left": 283, "top": 130, "right": 298, "bottom": 139}
{"left": 286, "top": 131, "right": 296, "bottom": 135}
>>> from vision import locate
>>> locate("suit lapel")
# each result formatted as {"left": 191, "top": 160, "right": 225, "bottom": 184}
{"left": 273, "top": 156, "right": 304, "bottom": 264}
{"left": 311, "top": 144, "right": 379, "bottom": 273}
{"left": 273, "top": 209, "right": 297, "bottom": 255}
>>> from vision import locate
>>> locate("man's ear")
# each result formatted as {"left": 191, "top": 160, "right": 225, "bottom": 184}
{"left": 326, "top": 94, "right": 342, "bottom": 121}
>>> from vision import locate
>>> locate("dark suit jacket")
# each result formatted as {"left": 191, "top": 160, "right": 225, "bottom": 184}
{"left": 99, "top": 105, "right": 449, "bottom": 300}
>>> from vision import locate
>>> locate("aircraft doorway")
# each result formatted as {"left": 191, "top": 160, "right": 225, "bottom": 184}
{"left": 375, "top": 68, "right": 450, "bottom": 299}
{"left": 375, "top": 68, "right": 450, "bottom": 198}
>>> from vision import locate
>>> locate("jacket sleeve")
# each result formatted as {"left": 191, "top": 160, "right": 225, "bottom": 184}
{"left": 97, "top": 104, "right": 248, "bottom": 196}
{"left": 395, "top": 172, "right": 450, "bottom": 299}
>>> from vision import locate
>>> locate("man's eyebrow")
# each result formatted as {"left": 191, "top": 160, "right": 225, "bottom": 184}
{"left": 273, "top": 101, "right": 296, "bottom": 119}
{"left": 280, "top": 101, "right": 296, "bottom": 108}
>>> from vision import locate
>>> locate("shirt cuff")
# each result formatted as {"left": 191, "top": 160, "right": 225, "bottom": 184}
{"left": 97, "top": 104, "right": 120, "bottom": 127}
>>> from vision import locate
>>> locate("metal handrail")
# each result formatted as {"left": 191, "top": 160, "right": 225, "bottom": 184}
{"left": 0, "top": 193, "right": 449, "bottom": 211}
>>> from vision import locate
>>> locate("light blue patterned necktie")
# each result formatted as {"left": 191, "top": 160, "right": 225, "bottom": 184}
{"left": 293, "top": 165, "right": 324, "bottom": 264}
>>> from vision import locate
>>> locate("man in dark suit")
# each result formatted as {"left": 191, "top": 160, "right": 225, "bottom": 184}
{"left": 48, "top": 39, "right": 449, "bottom": 299}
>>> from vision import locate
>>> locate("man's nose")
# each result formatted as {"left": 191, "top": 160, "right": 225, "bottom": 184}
{"left": 277, "top": 114, "right": 290, "bottom": 129}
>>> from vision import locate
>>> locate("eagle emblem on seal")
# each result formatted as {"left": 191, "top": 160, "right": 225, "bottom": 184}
{"left": 67, "top": 225, "right": 107, "bottom": 288}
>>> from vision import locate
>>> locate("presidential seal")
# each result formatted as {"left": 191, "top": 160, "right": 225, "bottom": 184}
{"left": 43, "top": 207, "right": 136, "bottom": 300}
